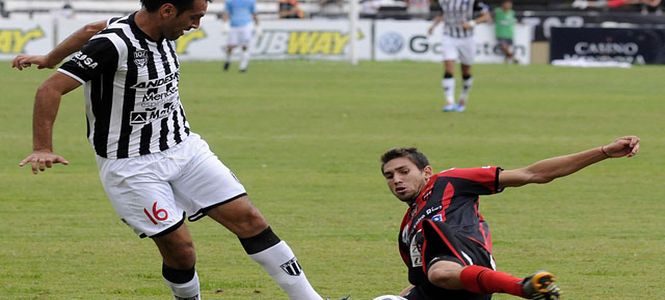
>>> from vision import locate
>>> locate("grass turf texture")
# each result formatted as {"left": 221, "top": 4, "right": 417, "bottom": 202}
{"left": 1, "top": 60, "right": 663, "bottom": 299}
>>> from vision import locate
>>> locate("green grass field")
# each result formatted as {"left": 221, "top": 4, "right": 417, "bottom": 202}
{"left": 1, "top": 60, "right": 664, "bottom": 299}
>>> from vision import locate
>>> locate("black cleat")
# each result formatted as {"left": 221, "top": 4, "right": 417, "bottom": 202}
{"left": 223, "top": 62, "right": 230, "bottom": 71}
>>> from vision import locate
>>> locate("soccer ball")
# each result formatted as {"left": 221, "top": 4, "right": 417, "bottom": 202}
{"left": 372, "top": 296, "right": 407, "bottom": 300}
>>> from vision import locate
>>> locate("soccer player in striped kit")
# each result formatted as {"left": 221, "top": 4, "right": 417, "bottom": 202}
{"left": 16, "top": 1, "right": 323, "bottom": 299}
{"left": 428, "top": 0, "right": 491, "bottom": 112}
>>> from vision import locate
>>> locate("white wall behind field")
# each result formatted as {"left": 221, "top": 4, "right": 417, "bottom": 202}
{"left": 0, "top": 17, "right": 532, "bottom": 63}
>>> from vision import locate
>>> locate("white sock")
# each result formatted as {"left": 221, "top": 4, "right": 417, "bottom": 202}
{"left": 164, "top": 271, "right": 200, "bottom": 300}
{"left": 239, "top": 50, "right": 251, "bottom": 70}
{"left": 249, "top": 241, "right": 322, "bottom": 300}
{"left": 459, "top": 76, "right": 474, "bottom": 106}
{"left": 442, "top": 78, "right": 455, "bottom": 105}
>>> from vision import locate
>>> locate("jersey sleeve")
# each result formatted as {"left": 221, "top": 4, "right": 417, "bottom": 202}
{"left": 108, "top": 17, "right": 122, "bottom": 25}
{"left": 58, "top": 37, "right": 118, "bottom": 84}
{"left": 438, "top": 166, "right": 503, "bottom": 195}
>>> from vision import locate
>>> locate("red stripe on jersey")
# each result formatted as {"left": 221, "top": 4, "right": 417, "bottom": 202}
{"left": 476, "top": 203, "right": 492, "bottom": 252}
{"left": 440, "top": 182, "right": 455, "bottom": 222}
{"left": 439, "top": 167, "right": 498, "bottom": 193}
{"left": 608, "top": 0, "right": 627, "bottom": 7}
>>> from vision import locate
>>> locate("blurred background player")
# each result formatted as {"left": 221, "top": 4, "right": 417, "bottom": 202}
{"left": 279, "top": 0, "right": 306, "bottom": 18}
{"left": 222, "top": 0, "right": 259, "bottom": 72}
{"left": 380, "top": 136, "right": 640, "bottom": 299}
{"left": 494, "top": 0, "right": 519, "bottom": 64}
{"left": 428, "top": 0, "right": 491, "bottom": 112}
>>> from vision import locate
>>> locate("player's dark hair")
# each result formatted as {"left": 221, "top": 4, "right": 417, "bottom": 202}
{"left": 380, "top": 147, "right": 430, "bottom": 173}
{"left": 141, "top": 0, "right": 212, "bottom": 15}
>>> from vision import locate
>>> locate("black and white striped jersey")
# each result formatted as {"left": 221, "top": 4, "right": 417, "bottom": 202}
{"left": 58, "top": 13, "right": 190, "bottom": 159}
{"left": 437, "top": 0, "right": 489, "bottom": 38}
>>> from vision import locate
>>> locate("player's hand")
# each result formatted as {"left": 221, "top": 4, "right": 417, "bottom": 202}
{"left": 462, "top": 20, "right": 476, "bottom": 30}
{"left": 12, "top": 54, "right": 55, "bottom": 70}
{"left": 601, "top": 136, "right": 640, "bottom": 158}
{"left": 19, "top": 150, "right": 70, "bottom": 174}
{"left": 427, "top": 26, "right": 434, "bottom": 36}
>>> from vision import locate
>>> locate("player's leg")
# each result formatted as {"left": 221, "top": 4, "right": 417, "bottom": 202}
{"left": 457, "top": 37, "right": 475, "bottom": 111}
{"left": 498, "top": 39, "right": 513, "bottom": 62}
{"left": 171, "top": 134, "right": 322, "bottom": 300}
{"left": 153, "top": 224, "right": 202, "bottom": 300}
{"left": 96, "top": 155, "right": 201, "bottom": 299}
{"left": 239, "top": 45, "right": 250, "bottom": 72}
{"left": 213, "top": 199, "right": 325, "bottom": 300}
{"left": 441, "top": 35, "right": 458, "bottom": 111}
{"left": 457, "top": 64, "right": 472, "bottom": 111}
{"left": 238, "top": 24, "right": 253, "bottom": 72}
{"left": 224, "top": 45, "right": 235, "bottom": 71}
{"left": 500, "top": 39, "right": 519, "bottom": 64}
{"left": 225, "top": 28, "right": 240, "bottom": 71}
{"left": 206, "top": 196, "right": 322, "bottom": 300}
{"left": 421, "top": 220, "right": 560, "bottom": 299}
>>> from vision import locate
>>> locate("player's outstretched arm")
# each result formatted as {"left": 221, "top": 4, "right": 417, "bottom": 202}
{"left": 428, "top": 15, "right": 443, "bottom": 35}
{"left": 12, "top": 20, "right": 107, "bottom": 70}
{"left": 498, "top": 136, "right": 640, "bottom": 188}
{"left": 19, "top": 73, "right": 82, "bottom": 174}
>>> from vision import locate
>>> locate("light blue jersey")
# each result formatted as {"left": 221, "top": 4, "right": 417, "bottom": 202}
{"left": 225, "top": 0, "right": 256, "bottom": 28}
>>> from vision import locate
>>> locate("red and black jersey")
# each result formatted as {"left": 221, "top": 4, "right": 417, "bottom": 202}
{"left": 398, "top": 166, "right": 503, "bottom": 286}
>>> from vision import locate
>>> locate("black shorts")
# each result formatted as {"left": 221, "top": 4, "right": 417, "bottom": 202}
{"left": 497, "top": 38, "right": 513, "bottom": 46}
{"left": 405, "top": 219, "right": 494, "bottom": 300}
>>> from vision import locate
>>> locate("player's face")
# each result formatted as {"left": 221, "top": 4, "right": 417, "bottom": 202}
{"left": 382, "top": 157, "right": 432, "bottom": 203}
{"left": 163, "top": 0, "right": 207, "bottom": 41}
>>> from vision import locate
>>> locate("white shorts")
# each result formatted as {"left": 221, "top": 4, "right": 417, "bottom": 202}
{"left": 441, "top": 35, "right": 475, "bottom": 65}
{"left": 96, "top": 133, "right": 246, "bottom": 238}
{"left": 228, "top": 23, "right": 254, "bottom": 47}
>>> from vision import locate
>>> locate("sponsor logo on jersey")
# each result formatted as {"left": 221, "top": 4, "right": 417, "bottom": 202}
{"left": 131, "top": 72, "right": 180, "bottom": 89}
{"left": 0, "top": 27, "right": 45, "bottom": 54}
{"left": 134, "top": 49, "right": 148, "bottom": 68}
{"left": 431, "top": 214, "right": 443, "bottom": 222}
{"left": 130, "top": 102, "right": 177, "bottom": 125}
{"left": 280, "top": 257, "right": 303, "bottom": 276}
{"left": 71, "top": 51, "right": 99, "bottom": 70}
{"left": 140, "top": 86, "right": 179, "bottom": 108}
{"left": 409, "top": 230, "right": 423, "bottom": 267}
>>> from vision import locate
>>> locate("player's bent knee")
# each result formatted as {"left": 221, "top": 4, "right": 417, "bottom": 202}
{"left": 427, "top": 260, "right": 464, "bottom": 289}
{"left": 208, "top": 197, "right": 269, "bottom": 237}
{"left": 153, "top": 230, "right": 197, "bottom": 268}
